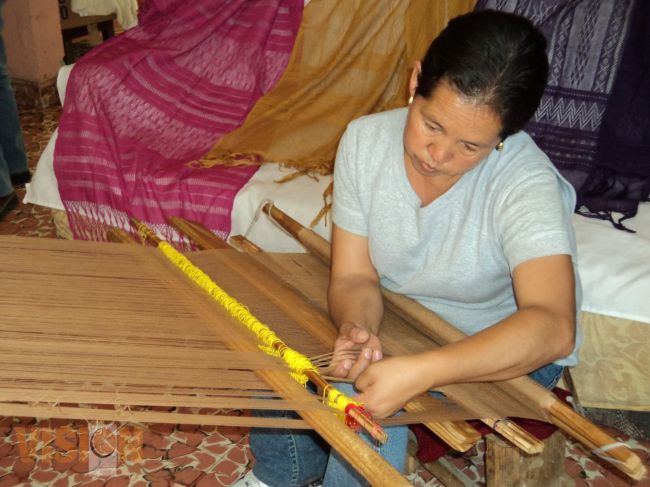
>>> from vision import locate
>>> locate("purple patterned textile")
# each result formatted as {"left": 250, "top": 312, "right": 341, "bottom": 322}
{"left": 475, "top": 0, "right": 648, "bottom": 230}
{"left": 54, "top": 0, "right": 303, "bottom": 244}
{"left": 584, "top": 0, "right": 650, "bottom": 229}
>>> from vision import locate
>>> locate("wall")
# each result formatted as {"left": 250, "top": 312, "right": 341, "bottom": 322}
{"left": 3, "top": 0, "right": 64, "bottom": 82}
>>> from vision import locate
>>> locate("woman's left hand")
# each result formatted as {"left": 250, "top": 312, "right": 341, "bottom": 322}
{"left": 354, "top": 355, "right": 432, "bottom": 418}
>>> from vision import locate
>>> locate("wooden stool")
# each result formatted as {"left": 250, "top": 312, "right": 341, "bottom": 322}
{"left": 408, "top": 430, "right": 572, "bottom": 486}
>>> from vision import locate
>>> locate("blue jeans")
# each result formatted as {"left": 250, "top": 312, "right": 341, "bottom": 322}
{"left": 251, "top": 382, "right": 408, "bottom": 487}
{"left": 0, "top": 4, "right": 29, "bottom": 197}
{"left": 250, "top": 363, "right": 563, "bottom": 487}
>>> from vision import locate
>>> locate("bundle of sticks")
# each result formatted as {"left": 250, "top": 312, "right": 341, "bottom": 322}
{"left": 0, "top": 204, "right": 646, "bottom": 484}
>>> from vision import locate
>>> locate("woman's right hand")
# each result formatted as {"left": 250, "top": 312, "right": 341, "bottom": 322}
{"left": 329, "top": 323, "right": 383, "bottom": 380}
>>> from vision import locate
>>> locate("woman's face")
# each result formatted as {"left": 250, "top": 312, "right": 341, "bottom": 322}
{"left": 404, "top": 76, "right": 503, "bottom": 183}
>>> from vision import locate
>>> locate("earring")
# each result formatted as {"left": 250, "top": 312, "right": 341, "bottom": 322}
{"left": 496, "top": 141, "right": 504, "bottom": 151}
{"left": 408, "top": 95, "right": 414, "bottom": 105}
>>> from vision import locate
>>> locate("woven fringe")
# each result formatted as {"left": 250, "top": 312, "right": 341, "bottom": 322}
{"left": 196, "top": 152, "right": 335, "bottom": 229}
{"left": 62, "top": 201, "right": 208, "bottom": 251}
{"left": 196, "top": 151, "right": 334, "bottom": 177}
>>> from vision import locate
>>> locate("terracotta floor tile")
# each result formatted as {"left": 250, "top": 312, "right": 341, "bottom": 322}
{"left": 148, "top": 480, "right": 174, "bottom": 487}
{"left": 173, "top": 430, "right": 206, "bottom": 449}
{"left": 174, "top": 466, "right": 203, "bottom": 485}
{"left": 149, "top": 423, "right": 176, "bottom": 436}
{"left": 141, "top": 445, "right": 165, "bottom": 460}
{"left": 11, "top": 456, "right": 35, "bottom": 478}
{"left": 167, "top": 442, "right": 195, "bottom": 460}
{"left": 0, "top": 445, "right": 11, "bottom": 461}
{"left": 0, "top": 474, "right": 21, "bottom": 487}
{"left": 143, "top": 430, "right": 172, "bottom": 451}
{"left": 105, "top": 475, "right": 131, "bottom": 487}
{"left": 144, "top": 469, "right": 173, "bottom": 481}
{"left": 195, "top": 473, "right": 222, "bottom": 487}
{"left": 29, "top": 469, "right": 60, "bottom": 484}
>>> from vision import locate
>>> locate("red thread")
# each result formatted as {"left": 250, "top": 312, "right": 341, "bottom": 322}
{"left": 345, "top": 404, "right": 371, "bottom": 433}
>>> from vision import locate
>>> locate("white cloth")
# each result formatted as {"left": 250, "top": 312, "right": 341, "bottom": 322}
{"left": 230, "top": 164, "right": 332, "bottom": 252}
{"left": 24, "top": 66, "right": 74, "bottom": 211}
{"left": 572, "top": 208, "right": 650, "bottom": 323}
{"left": 71, "top": 0, "right": 138, "bottom": 29}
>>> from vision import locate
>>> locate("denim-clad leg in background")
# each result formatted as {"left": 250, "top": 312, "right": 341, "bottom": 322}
{"left": 320, "top": 383, "right": 408, "bottom": 487}
{"left": 249, "top": 364, "right": 564, "bottom": 487}
{"left": 0, "top": 2, "right": 29, "bottom": 199}
{"left": 250, "top": 409, "right": 330, "bottom": 486}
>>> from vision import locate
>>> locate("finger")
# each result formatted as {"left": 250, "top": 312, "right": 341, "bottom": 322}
{"left": 347, "top": 347, "right": 373, "bottom": 380}
{"left": 349, "top": 327, "right": 370, "bottom": 345}
{"left": 354, "top": 392, "right": 393, "bottom": 420}
{"left": 332, "top": 342, "right": 361, "bottom": 357}
{"left": 353, "top": 391, "right": 381, "bottom": 418}
{"left": 329, "top": 358, "right": 353, "bottom": 378}
{"left": 371, "top": 349, "right": 383, "bottom": 362}
{"left": 333, "top": 338, "right": 354, "bottom": 350}
{"left": 330, "top": 349, "right": 360, "bottom": 367}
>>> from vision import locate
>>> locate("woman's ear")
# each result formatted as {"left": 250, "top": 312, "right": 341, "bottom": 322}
{"left": 409, "top": 61, "right": 422, "bottom": 98}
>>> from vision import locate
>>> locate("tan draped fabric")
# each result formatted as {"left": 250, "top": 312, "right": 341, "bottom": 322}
{"left": 200, "top": 0, "right": 476, "bottom": 175}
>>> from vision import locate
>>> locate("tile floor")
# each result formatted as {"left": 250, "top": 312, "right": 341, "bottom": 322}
{"left": 0, "top": 106, "right": 648, "bottom": 486}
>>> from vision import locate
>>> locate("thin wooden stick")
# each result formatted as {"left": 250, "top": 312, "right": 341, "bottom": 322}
{"left": 482, "top": 418, "right": 543, "bottom": 455}
{"left": 320, "top": 375, "right": 355, "bottom": 384}
{"left": 405, "top": 397, "right": 481, "bottom": 452}
{"left": 167, "top": 216, "right": 231, "bottom": 249}
{"left": 106, "top": 227, "right": 138, "bottom": 244}
{"left": 310, "top": 350, "right": 361, "bottom": 372}
{"left": 168, "top": 216, "right": 261, "bottom": 253}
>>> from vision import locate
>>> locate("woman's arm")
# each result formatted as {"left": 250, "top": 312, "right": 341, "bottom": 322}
{"left": 355, "top": 253, "right": 577, "bottom": 417}
{"left": 327, "top": 224, "right": 385, "bottom": 379}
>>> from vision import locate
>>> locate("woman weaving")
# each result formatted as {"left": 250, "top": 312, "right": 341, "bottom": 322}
{"left": 237, "top": 10, "right": 582, "bottom": 487}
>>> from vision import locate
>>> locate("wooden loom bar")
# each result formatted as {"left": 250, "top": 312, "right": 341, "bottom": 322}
{"left": 259, "top": 204, "right": 647, "bottom": 480}
{"left": 106, "top": 227, "right": 139, "bottom": 244}
{"left": 169, "top": 216, "right": 263, "bottom": 254}
{"left": 128, "top": 221, "right": 409, "bottom": 485}
{"left": 167, "top": 216, "right": 231, "bottom": 250}
{"left": 170, "top": 216, "right": 482, "bottom": 453}
{"left": 140, "top": 219, "right": 387, "bottom": 444}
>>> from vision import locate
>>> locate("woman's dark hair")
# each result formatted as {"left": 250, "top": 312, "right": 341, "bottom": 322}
{"left": 415, "top": 10, "right": 549, "bottom": 139}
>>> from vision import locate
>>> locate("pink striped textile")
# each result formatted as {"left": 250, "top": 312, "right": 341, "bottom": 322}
{"left": 54, "top": 0, "right": 303, "bottom": 245}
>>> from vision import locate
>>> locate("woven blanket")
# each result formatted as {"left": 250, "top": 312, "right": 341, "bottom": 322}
{"left": 200, "top": 0, "right": 476, "bottom": 175}
{"left": 54, "top": 0, "right": 303, "bottom": 244}
{"left": 584, "top": 0, "right": 650, "bottom": 230}
{"left": 476, "top": 0, "right": 648, "bottom": 230}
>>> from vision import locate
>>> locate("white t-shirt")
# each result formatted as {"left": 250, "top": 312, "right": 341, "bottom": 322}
{"left": 332, "top": 108, "right": 582, "bottom": 366}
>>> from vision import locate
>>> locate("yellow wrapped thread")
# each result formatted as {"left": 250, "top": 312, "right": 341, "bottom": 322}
{"left": 156, "top": 241, "right": 362, "bottom": 414}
